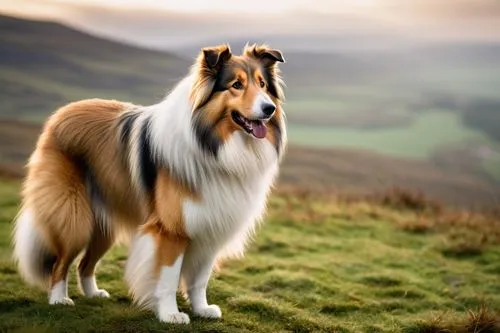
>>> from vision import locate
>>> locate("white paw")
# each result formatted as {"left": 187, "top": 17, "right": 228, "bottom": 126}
{"left": 193, "top": 304, "right": 222, "bottom": 318}
{"left": 49, "top": 297, "right": 75, "bottom": 306}
{"left": 86, "top": 289, "right": 110, "bottom": 298}
{"left": 159, "top": 312, "right": 190, "bottom": 324}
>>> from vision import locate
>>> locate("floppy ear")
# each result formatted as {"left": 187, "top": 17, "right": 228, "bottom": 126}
{"left": 247, "top": 44, "right": 285, "bottom": 67}
{"left": 191, "top": 45, "right": 232, "bottom": 111}
{"left": 199, "top": 44, "right": 232, "bottom": 72}
{"left": 244, "top": 44, "right": 285, "bottom": 100}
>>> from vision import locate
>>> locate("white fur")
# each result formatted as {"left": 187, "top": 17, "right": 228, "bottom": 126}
{"left": 182, "top": 254, "right": 221, "bottom": 318}
{"left": 125, "top": 233, "right": 157, "bottom": 309}
{"left": 80, "top": 275, "right": 110, "bottom": 298}
{"left": 252, "top": 91, "right": 275, "bottom": 119}
{"left": 49, "top": 280, "right": 73, "bottom": 305}
{"left": 149, "top": 76, "right": 206, "bottom": 189}
{"left": 155, "top": 255, "right": 189, "bottom": 324}
{"left": 159, "top": 312, "right": 190, "bottom": 324}
{"left": 12, "top": 208, "right": 50, "bottom": 288}
{"left": 127, "top": 112, "right": 152, "bottom": 192}
{"left": 183, "top": 148, "right": 277, "bottom": 257}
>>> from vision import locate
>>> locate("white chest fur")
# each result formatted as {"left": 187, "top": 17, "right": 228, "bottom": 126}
{"left": 182, "top": 133, "right": 279, "bottom": 258}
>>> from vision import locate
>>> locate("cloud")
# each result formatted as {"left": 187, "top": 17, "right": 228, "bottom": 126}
{"left": 381, "top": 0, "right": 500, "bottom": 21}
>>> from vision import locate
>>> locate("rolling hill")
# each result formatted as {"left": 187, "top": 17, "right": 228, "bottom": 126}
{"left": 0, "top": 14, "right": 189, "bottom": 122}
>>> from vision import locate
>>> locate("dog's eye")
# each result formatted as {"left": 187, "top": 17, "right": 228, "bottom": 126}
{"left": 232, "top": 81, "right": 243, "bottom": 90}
{"left": 259, "top": 80, "right": 265, "bottom": 88}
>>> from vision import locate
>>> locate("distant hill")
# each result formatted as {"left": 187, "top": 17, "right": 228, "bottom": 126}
{"left": 0, "top": 14, "right": 190, "bottom": 121}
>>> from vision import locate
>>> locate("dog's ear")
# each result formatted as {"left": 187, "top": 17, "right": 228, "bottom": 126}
{"left": 191, "top": 45, "right": 232, "bottom": 111}
{"left": 200, "top": 44, "right": 232, "bottom": 71}
{"left": 246, "top": 44, "right": 285, "bottom": 67}
{"left": 244, "top": 44, "right": 285, "bottom": 100}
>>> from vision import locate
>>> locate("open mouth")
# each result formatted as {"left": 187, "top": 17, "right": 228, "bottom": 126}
{"left": 231, "top": 111, "right": 267, "bottom": 139}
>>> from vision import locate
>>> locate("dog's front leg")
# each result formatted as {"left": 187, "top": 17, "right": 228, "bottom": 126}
{"left": 183, "top": 252, "right": 222, "bottom": 319}
{"left": 126, "top": 221, "right": 190, "bottom": 324}
{"left": 155, "top": 250, "right": 189, "bottom": 324}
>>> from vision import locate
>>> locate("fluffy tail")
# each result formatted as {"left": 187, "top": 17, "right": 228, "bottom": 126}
{"left": 12, "top": 208, "right": 55, "bottom": 289}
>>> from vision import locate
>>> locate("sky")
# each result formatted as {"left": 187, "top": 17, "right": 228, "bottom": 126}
{"left": 0, "top": 0, "right": 499, "bottom": 51}
{"left": 0, "top": 0, "right": 391, "bottom": 15}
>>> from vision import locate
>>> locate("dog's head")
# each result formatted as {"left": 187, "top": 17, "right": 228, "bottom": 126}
{"left": 190, "top": 44, "right": 285, "bottom": 157}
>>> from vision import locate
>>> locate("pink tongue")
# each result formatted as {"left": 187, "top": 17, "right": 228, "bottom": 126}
{"left": 251, "top": 121, "right": 267, "bottom": 139}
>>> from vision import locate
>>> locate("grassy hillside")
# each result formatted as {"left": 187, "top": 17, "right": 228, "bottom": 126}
{"left": 283, "top": 146, "right": 500, "bottom": 210}
{"left": 1, "top": 181, "right": 500, "bottom": 332}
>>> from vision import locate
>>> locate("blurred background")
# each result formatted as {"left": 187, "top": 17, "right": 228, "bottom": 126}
{"left": 1, "top": 0, "right": 499, "bottom": 209}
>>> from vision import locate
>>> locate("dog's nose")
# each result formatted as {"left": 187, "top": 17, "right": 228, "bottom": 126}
{"left": 261, "top": 103, "right": 276, "bottom": 117}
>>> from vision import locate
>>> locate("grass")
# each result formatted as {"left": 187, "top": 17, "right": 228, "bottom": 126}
{"left": 1, "top": 181, "right": 500, "bottom": 332}
{"left": 288, "top": 111, "right": 489, "bottom": 159}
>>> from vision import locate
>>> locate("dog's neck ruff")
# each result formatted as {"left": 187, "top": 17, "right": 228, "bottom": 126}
{"left": 132, "top": 75, "right": 283, "bottom": 192}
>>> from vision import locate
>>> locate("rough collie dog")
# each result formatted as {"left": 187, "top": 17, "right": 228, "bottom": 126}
{"left": 12, "top": 44, "right": 285, "bottom": 324}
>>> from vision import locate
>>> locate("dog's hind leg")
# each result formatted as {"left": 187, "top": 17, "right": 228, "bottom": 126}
{"left": 78, "top": 225, "right": 114, "bottom": 298}
{"left": 50, "top": 251, "right": 80, "bottom": 305}
{"left": 21, "top": 147, "right": 94, "bottom": 305}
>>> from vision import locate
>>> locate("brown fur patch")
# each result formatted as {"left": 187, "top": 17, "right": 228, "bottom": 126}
{"left": 51, "top": 254, "right": 77, "bottom": 286}
{"left": 154, "top": 169, "right": 193, "bottom": 237}
{"left": 142, "top": 221, "right": 188, "bottom": 272}
{"left": 23, "top": 146, "right": 92, "bottom": 256}
{"left": 141, "top": 169, "right": 193, "bottom": 274}
{"left": 49, "top": 99, "right": 147, "bottom": 226}
{"left": 78, "top": 228, "right": 114, "bottom": 278}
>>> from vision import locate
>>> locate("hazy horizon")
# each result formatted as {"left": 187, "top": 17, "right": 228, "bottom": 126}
{"left": 1, "top": 0, "right": 499, "bottom": 52}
